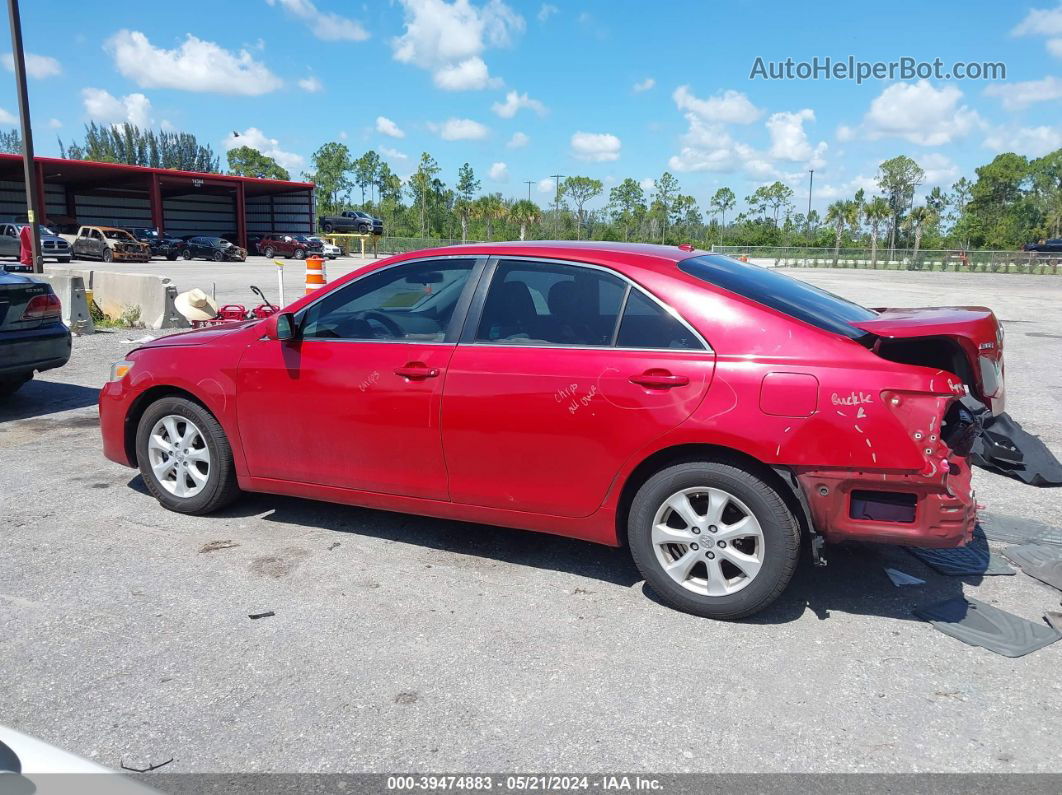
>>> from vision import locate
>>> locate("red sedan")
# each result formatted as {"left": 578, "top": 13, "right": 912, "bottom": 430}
{"left": 100, "top": 243, "right": 1007, "bottom": 619}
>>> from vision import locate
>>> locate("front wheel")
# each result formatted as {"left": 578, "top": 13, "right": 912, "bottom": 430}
{"left": 182, "top": 249, "right": 193, "bottom": 260}
{"left": 294, "top": 248, "right": 306, "bottom": 260}
{"left": 359, "top": 224, "right": 370, "bottom": 234}
{"left": 212, "top": 250, "right": 224, "bottom": 262}
{"left": 262, "top": 246, "right": 274, "bottom": 259}
{"left": 102, "top": 248, "right": 113, "bottom": 263}
{"left": 322, "top": 223, "right": 334, "bottom": 233}
{"left": 628, "top": 461, "right": 800, "bottom": 620}
{"left": 135, "top": 397, "right": 241, "bottom": 514}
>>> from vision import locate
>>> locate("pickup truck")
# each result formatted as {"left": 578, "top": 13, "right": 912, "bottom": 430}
{"left": 318, "top": 210, "right": 383, "bottom": 235}
{"left": 66, "top": 226, "right": 151, "bottom": 263}
{"left": 0, "top": 223, "right": 72, "bottom": 267}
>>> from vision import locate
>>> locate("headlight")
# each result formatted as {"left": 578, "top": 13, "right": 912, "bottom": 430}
{"left": 110, "top": 360, "right": 134, "bottom": 381}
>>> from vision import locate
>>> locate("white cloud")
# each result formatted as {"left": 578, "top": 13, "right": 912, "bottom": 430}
{"left": 298, "top": 75, "right": 323, "bottom": 92}
{"left": 265, "top": 0, "right": 369, "bottom": 41}
{"left": 836, "top": 124, "right": 855, "bottom": 143}
{"left": 488, "top": 161, "right": 508, "bottom": 181}
{"left": 223, "top": 127, "right": 304, "bottom": 171}
{"left": 376, "top": 116, "right": 406, "bottom": 138}
{"left": 0, "top": 107, "right": 17, "bottom": 124}
{"left": 392, "top": 0, "right": 524, "bottom": 91}
{"left": 536, "top": 177, "right": 554, "bottom": 194}
{"left": 860, "top": 80, "right": 982, "bottom": 145}
{"left": 632, "top": 77, "right": 655, "bottom": 93}
{"left": 917, "top": 152, "right": 960, "bottom": 185}
{"left": 570, "top": 131, "right": 621, "bottom": 161}
{"left": 984, "top": 75, "right": 1062, "bottom": 109}
{"left": 766, "top": 109, "right": 827, "bottom": 168}
{"left": 673, "top": 85, "right": 762, "bottom": 124}
{"left": 984, "top": 124, "right": 1062, "bottom": 157}
{"left": 380, "top": 146, "right": 408, "bottom": 161}
{"left": 1012, "top": 3, "right": 1062, "bottom": 56}
{"left": 82, "top": 88, "right": 153, "bottom": 127}
{"left": 105, "top": 30, "right": 283, "bottom": 95}
{"left": 48, "top": 118, "right": 62, "bottom": 129}
{"left": 537, "top": 3, "right": 557, "bottom": 22}
{"left": 339, "top": 130, "right": 348, "bottom": 140}
{"left": 639, "top": 177, "right": 655, "bottom": 192}
{"left": 491, "top": 89, "right": 547, "bottom": 117}
{"left": 3, "top": 52, "right": 62, "bottom": 79}
{"left": 506, "top": 131, "right": 529, "bottom": 148}
{"left": 429, "top": 117, "right": 490, "bottom": 140}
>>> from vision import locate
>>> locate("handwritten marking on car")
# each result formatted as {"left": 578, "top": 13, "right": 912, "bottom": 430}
{"left": 554, "top": 383, "right": 579, "bottom": 403}
{"left": 358, "top": 370, "right": 381, "bottom": 392}
{"left": 568, "top": 384, "right": 599, "bottom": 415}
{"left": 832, "top": 391, "right": 873, "bottom": 406}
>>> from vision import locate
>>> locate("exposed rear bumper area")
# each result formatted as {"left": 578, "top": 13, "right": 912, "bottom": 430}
{"left": 797, "top": 453, "right": 976, "bottom": 548}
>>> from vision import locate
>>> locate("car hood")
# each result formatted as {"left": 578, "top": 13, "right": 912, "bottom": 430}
{"left": 139, "top": 319, "right": 261, "bottom": 347}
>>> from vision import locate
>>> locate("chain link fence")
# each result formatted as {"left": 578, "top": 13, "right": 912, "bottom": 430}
{"left": 710, "top": 245, "right": 1062, "bottom": 274}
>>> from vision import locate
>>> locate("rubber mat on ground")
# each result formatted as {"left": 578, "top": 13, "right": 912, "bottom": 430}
{"left": 978, "top": 514, "right": 1062, "bottom": 547}
{"left": 906, "top": 528, "right": 1015, "bottom": 576}
{"left": 913, "top": 597, "right": 1062, "bottom": 657}
{"left": 1003, "top": 544, "right": 1062, "bottom": 592}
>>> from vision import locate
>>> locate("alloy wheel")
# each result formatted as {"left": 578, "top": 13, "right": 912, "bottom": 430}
{"left": 147, "top": 415, "right": 211, "bottom": 498}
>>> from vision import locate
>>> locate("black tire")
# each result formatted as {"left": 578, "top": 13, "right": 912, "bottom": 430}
{"left": 182, "top": 249, "right": 193, "bottom": 260}
{"left": 294, "top": 248, "right": 306, "bottom": 260}
{"left": 212, "top": 250, "right": 224, "bottom": 262}
{"left": 135, "top": 396, "right": 241, "bottom": 515}
{"left": 322, "top": 223, "right": 334, "bottom": 234}
{"left": 167, "top": 253, "right": 178, "bottom": 261}
{"left": 102, "top": 248, "right": 113, "bottom": 263}
{"left": 0, "top": 371, "right": 31, "bottom": 400}
{"left": 628, "top": 461, "right": 800, "bottom": 620}
{"left": 263, "top": 246, "right": 274, "bottom": 259}
{"left": 59, "top": 257, "right": 71, "bottom": 264}
{"left": 358, "top": 223, "right": 370, "bottom": 234}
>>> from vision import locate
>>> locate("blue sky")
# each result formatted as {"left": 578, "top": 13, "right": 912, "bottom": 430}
{"left": 2, "top": 0, "right": 1060, "bottom": 214}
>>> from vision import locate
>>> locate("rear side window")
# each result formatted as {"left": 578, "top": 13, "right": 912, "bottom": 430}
{"left": 476, "top": 260, "right": 625, "bottom": 346}
{"left": 678, "top": 254, "right": 876, "bottom": 339}
{"left": 617, "top": 290, "right": 704, "bottom": 350}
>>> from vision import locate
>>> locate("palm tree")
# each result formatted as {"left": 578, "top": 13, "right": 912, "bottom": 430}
{"left": 710, "top": 187, "right": 736, "bottom": 245}
{"left": 509, "top": 199, "right": 540, "bottom": 241}
{"left": 473, "top": 194, "right": 507, "bottom": 241}
{"left": 903, "top": 205, "right": 936, "bottom": 262}
{"left": 825, "top": 200, "right": 857, "bottom": 267}
{"left": 864, "top": 196, "right": 891, "bottom": 269}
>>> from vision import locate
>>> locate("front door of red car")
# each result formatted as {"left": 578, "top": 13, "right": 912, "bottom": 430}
{"left": 236, "top": 256, "right": 480, "bottom": 499}
{"left": 441, "top": 258, "right": 716, "bottom": 518}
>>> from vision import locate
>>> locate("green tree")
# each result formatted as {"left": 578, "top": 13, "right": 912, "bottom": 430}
{"left": 876, "top": 155, "right": 925, "bottom": 252}
{"left": 455, "top": 163, "right": 480, "bottom": 243}
{"left": 0, "top": 129, "right": 21, "bottom": 154}
{"left": 561, "top": 176, "right": 603, "bottom": 240}
{"left": 226, "top": 145, "right": 289, "bottom": 180}
{"left": 353, "top": 150, "right": 382, "bottom": 204}
{"left": 653, "top": 172, "right": 679, "bottom": 243}
{"left": 306, "top": 142, "right": 352, "bottom": 215}
{"left": 509, "top": 199, "right": 540, "bottom": 241}
{"left": 864, "top": 196, "right": 891, "bottom": 267}
{"left": 904, "top": 205, "right": 937, "bottom": 260}
{"left": 764, "top": 181, "right": 794, "bottom": 226}
{"left": 710, "top": 187, "right": 736, "bottom": 242}
{"left": 472, "top": 193, "right": 506, "bottom": 241}
{"left": 825, "top": 199, "right": 858, "bottom": 266}
{"left": 410, "top": 153, "right": 441, "bottom": 236}
{"left": 608, "top": 178, "right": 646, "bottom": 241}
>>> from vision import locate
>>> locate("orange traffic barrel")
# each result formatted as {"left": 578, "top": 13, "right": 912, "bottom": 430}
{"left": 305, "top": 256, "right": 327, "bottom": 294}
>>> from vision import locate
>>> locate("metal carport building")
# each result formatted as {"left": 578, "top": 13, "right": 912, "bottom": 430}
{"left": 0, "top": 154, "right": 315, "bottom": 250}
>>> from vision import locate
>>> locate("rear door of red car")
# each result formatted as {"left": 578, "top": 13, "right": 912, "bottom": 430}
{"left": 441, "top": 257, "right": 716, "bottom": 518}
{"left": 235, "top": 255, "right": 482, "bottom": 499}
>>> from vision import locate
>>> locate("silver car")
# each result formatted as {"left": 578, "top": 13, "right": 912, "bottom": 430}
{"left": 0, "top": 222, "right": 72, "bottom": 265}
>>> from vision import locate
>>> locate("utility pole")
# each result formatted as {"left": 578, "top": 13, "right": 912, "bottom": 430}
{"left": 7, "top": 0, "right": 42, "bottom": 273}
{"left": 550, "top": 174, "right": 564, "bottom": 239}
{"left": 524, "top": 180, "right": 532, "bottom": 203}
{"left": 806, "top": 169, "right": 814, "bottom": 244}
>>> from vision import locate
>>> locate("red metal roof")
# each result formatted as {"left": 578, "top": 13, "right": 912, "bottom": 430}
{"left": 0, "top": 153, "right": 314, "bottom": 191}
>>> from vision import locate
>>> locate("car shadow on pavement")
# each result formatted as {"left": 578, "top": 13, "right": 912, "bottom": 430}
{"left": 207, "top": 490, "right": 645, "bottom": 588}
{"left": 0, "top": 380, "right": 100, "bottom": 422}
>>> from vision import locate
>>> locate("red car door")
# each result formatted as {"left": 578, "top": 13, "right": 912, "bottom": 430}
{"left": 236, "top": 257, "right": 480, "bottom": 499}
{"left": 441, "top": 258, "right": 716, "bottom": 518}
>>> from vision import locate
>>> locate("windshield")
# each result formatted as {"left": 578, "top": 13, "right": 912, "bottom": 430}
{"left": 678, "top": 254, "right": 877, "bottom": 339}
{"left": 18, "top": 224, "right": 56, "bottom": 235}
{"left": 104, "top": 229, "right": 135, "bottom": 240}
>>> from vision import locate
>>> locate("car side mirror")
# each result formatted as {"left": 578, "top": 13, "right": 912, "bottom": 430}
{"left": 274, "top": 312, "right": 297, "bottom": 341}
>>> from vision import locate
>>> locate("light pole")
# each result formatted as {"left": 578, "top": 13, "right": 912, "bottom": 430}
{"left": 524, "top": 180, "right": 532, "bottom": 203}
{"left": 6, "top": 0, "right": 42, "bottom": 273}
{"left": 806, "top": 169, "right": 814, "bottom": 245}
{"left": 550, "top": 174, "right": 564, "bottom": 239}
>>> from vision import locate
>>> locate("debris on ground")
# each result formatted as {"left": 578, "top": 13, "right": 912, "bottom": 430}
{"left": 971, "top": 411, "right": 1062, "bottom": 487}
{"left": 913, "top": 596, "right": 1062, "bottom": 657}
{"left": 1003, "top": 543, "right": 1062, "bottom": 592}
{"left": 978, "top": 514, "right": 1062, "bottom": 547}
{"left": 884, "top": 567, "right": 925, "bottom": 587}
{"left": 121, "top": 335, "right": 156, "bottom": 344}
{"left": 120, "top": 757, "right": 173, "bottom": 773}
{"left": 906, "top": 528, "right": 1015, "bottom": 576}
{"left": 248, "top": 611, "right": 275, "bottom": 620}
{"left": 327, "top": 541, "right": 341, "bottom": 551}
{"left": 199, "top": 540, "right": 240, "bottom": 553}
{"left": 1045, "top": 611, "right": 1062, "bottom": 633}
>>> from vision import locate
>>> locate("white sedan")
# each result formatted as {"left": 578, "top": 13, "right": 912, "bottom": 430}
{"left": 309, "top": 236, "right": 341, "bottom": 259}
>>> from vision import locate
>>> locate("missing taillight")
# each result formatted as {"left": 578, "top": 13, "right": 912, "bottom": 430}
{"left": 21, "top": 293, "right": 62, "bottom": 321}
{"left": 850, "top": 490, "right": 917, "bottom": 523}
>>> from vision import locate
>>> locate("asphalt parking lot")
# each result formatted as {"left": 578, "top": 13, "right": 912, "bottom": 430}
{"left": 2, "top": 264, "right": 1062, "bottom": 774}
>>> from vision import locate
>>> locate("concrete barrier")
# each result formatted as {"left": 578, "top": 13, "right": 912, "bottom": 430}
{"left": 43, "top": 266, "right": 189, "bottom": 330}
{"left": 32, "top": 274, "right": 94, "bottom": 334}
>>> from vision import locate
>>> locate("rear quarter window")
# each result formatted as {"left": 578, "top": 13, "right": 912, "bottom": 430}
{"left": 678, "top": 254, "right": 876, "bottom": 339}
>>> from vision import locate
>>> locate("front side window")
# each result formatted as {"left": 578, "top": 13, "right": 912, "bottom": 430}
{"left": 476, "top": 260, "right": 625, "bottom": 346}
{"left": 300, "top": 258, "right": 475, "bottom": 342}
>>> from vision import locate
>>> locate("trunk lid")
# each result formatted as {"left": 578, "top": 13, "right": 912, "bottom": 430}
{"left": 852, "top": 306, "right": 1005, "bottom": 414}
{"left": 0, "top": 273, "right": 53, "bottom": 331}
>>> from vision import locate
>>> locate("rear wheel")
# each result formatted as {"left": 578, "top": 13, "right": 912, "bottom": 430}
{"left": 322, "top": 223, "right": 334, "bottom": 233}
{"left": 182, "top": 249, "right": 193, "bottom": 260}
{"left": 359, "top": 223, "right": 370, "bottom": 234}
{"left": 135, "top": 397, "right": 241, "bottom": 514}
{"left": 0, "top": 371, "right": 32, "bottom": 400}
{"left": 212, "top": 250, "right": 224, "bottom": 262}
{"left": 263, "top": 246, "right": 274, "bottom": 259}
{"left": 59, "top": 257, "right": 71, "bottom": 264}
{"left": 628, "top": 461, "right": 800, "bottom": 620}
{"left": 102, "top": 248, "right": 113, "bottom": 263}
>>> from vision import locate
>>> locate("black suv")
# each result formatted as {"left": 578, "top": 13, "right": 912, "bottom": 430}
{"left": 126, "top": 227, "right": 185, "bottom": 260}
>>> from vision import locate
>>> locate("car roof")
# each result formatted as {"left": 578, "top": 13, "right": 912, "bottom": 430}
{"left": 387, "top": 240, "right": 701, "bottom": 277}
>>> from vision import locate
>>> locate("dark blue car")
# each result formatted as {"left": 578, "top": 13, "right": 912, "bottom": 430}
{"left": 0, "top": 272, "right": 70, "bottom": 398}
